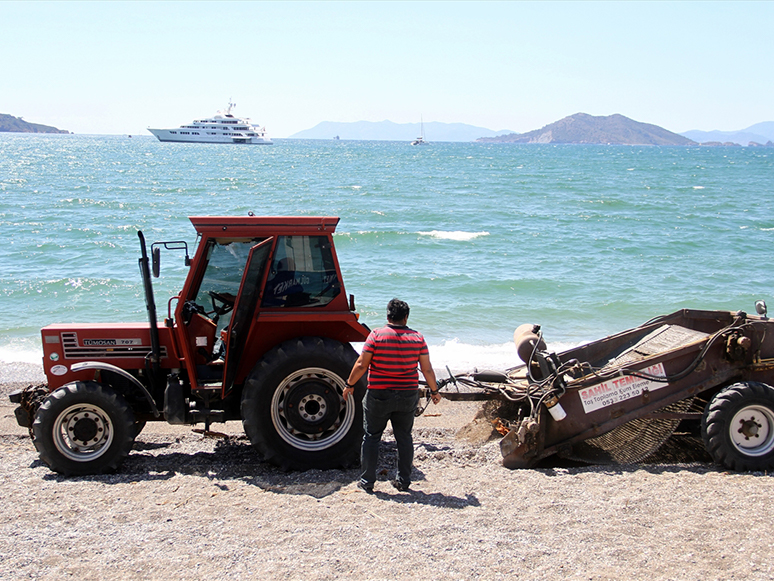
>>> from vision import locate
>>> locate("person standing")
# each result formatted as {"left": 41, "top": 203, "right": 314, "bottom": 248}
{"left": 343, "top": 298, "right": 441, "bottom": 493}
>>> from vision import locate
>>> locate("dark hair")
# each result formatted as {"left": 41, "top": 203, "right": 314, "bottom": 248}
{"left": 387, "top": 298, "right": 410, "bottom": 323}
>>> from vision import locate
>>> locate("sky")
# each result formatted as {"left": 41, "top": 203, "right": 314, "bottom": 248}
{"left": 1, "top": 1, "right": 772, "bottom": 137}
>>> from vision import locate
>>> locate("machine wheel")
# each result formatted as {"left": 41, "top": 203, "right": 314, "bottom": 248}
{"left": 241, "top": 337, "right": 364, "bottom": 470}
{"left": 702, "top": 382, "right": 774, "bottom": 471}
{"left": 33, "top": 381, "right": 136, "bottom": 476}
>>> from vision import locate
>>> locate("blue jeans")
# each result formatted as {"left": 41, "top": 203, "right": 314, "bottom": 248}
{"left": 360, "top": 389, "right": 419, "bottom": 488}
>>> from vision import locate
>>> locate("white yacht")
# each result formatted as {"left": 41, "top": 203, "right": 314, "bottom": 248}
{"left": 147, "top": 102, "right": 273, "bottom": 144}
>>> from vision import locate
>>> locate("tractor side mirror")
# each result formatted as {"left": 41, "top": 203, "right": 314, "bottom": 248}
{"left": 152, "top": 240, "right": 189, "bottom": 271}
{"left": 152, "top": 247, "right": 161, "bottom": 278}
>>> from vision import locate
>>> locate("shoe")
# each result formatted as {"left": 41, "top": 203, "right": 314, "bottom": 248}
{"left": 357, "top": 481, "right": 374, "bottom": 494}
{"left": 391, "top": 479, "right": 410, "bottom": 492}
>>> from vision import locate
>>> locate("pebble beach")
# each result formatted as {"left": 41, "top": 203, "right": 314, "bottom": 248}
{"left": 1, "top": 363, "right": 773, "bottom": 580}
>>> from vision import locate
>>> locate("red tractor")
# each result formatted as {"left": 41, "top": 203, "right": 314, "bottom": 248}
{"left": 11, "top": 216, "right": 370, "bottom": 475}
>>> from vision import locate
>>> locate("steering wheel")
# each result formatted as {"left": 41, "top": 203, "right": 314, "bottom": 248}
{"left": 208, "top": 291, "right": 235, "bottom": 323}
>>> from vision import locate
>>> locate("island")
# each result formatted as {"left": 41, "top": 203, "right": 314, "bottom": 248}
{"left": 478, "top": 113, "right": 695, "bottom": 146}
{"left": 0, "top": 113, "right": 70, "bottom": 134}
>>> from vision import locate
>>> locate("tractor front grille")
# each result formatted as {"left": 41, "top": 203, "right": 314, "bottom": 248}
{"left": 61, "top": 332, "right": 167, "bottom": 360}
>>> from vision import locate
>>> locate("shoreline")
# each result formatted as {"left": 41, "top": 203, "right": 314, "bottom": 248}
{"left": 0, "top": 361, "right": 46, "bottom": 395}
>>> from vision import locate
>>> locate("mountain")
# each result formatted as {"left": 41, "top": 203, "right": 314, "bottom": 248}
{"left": 681, "top": 121, "right": 774, "bottom": 146}
{"left": 746, "top": 122, "right": 774, "bottom": 141}
{"left": 289, "top": 120, "right": 513, "bottom": 142}
{"left": 0, "top": 113, "right": 70, "bottom": 134}
{"left": 477, "top": 113, "right": 695, "bottom": 146}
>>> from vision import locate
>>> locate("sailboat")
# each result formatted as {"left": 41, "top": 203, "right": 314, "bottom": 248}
{"left": 411, "top": 116, "right": 428, "bottom": 145}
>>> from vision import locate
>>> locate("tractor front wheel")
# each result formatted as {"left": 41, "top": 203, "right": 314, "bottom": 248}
{"left": 33, "top": 381, "right": 136, "bottom": 476}
{"left": 241, "top": 337, "right": 364, "bottom": 470}
{"left": 702, "top": 381, "right": 774, "bottom": 471}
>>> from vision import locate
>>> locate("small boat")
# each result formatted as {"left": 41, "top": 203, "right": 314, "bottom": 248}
{"left": 148, "top": 101, "right": 273, "bottom": 145}
{"left": 411, "top": 116, "right": 428, "bottom": 145}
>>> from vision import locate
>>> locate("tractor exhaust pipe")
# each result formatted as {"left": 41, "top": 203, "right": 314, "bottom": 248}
{"left": 138, "top": 231, "right": 162, "bottom": 387}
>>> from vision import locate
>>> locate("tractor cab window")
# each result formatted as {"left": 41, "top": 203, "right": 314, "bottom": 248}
{"left": 194, "top": 239, "right": 265, "bottom": 329}
{"left": 262, "top": 236, "right": 340, "bottom": 308}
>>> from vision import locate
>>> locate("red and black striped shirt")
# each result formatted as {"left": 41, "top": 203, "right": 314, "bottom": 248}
{"left": 362, "top": 324, "right": 429, "bottom": 390}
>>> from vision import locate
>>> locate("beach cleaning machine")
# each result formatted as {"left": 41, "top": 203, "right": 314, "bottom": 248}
{"left": 431, "top": 304, "right": 774, "bottom": 471}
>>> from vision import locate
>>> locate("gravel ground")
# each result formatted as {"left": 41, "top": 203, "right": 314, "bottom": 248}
{"left": 1, "top": 366, "right": 774, "bottom": 580}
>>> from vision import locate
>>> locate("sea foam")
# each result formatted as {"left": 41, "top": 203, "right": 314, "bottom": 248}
{"left": 0, "top": 341, "right": 43, "bottom": 365}
{"left": 352, "top": 337, "right": 585, "bottom": 376}
{"left": 418, "top": 231, "right": 489, "bottom": 241}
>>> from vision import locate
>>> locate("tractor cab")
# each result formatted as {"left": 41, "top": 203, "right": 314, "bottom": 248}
{"left": 163, "top": 217, "right": 363, "bottom": 396}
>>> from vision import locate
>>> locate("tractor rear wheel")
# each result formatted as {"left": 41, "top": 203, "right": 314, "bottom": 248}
{"left": 33, "top": 381, "right": 136, "bottom": 476}
{"left": 241, "top": 337, "right": 364, "bottom": 470}
{"left": 702, "top": 381, "right": 774, "bottom": 471}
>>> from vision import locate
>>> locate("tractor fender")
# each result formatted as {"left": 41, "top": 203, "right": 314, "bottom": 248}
{"left": 69, "top": 361, "right": 160, "bottom": 417}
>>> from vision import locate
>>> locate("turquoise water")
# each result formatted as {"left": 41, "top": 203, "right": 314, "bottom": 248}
{"left": 2, "top": 133, "right": 773, "bottom": 371}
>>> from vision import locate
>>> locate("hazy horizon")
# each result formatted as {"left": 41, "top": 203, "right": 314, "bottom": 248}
{"left": 2, "top": 1, "right": 772, "bottom": 138}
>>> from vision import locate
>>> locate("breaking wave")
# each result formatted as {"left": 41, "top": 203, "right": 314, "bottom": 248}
{"left": 418, "top": 231, "right": 489, "bottom": 241}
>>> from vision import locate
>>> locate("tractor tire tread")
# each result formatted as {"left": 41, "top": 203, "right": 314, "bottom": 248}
{"left": 241, "top": 337, "right": 363, "bottom": 471}
{"left": 33, "top": 381, "right": 136, "bottom": 476}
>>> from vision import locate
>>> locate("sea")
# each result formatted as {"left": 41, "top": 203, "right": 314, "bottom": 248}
{"left": 2, "top": 133, "right": 773, "bottom": 377}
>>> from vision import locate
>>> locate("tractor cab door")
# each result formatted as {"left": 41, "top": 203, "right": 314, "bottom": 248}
{"left": 223, "top": 237, "right": 274, "bottom": 395}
